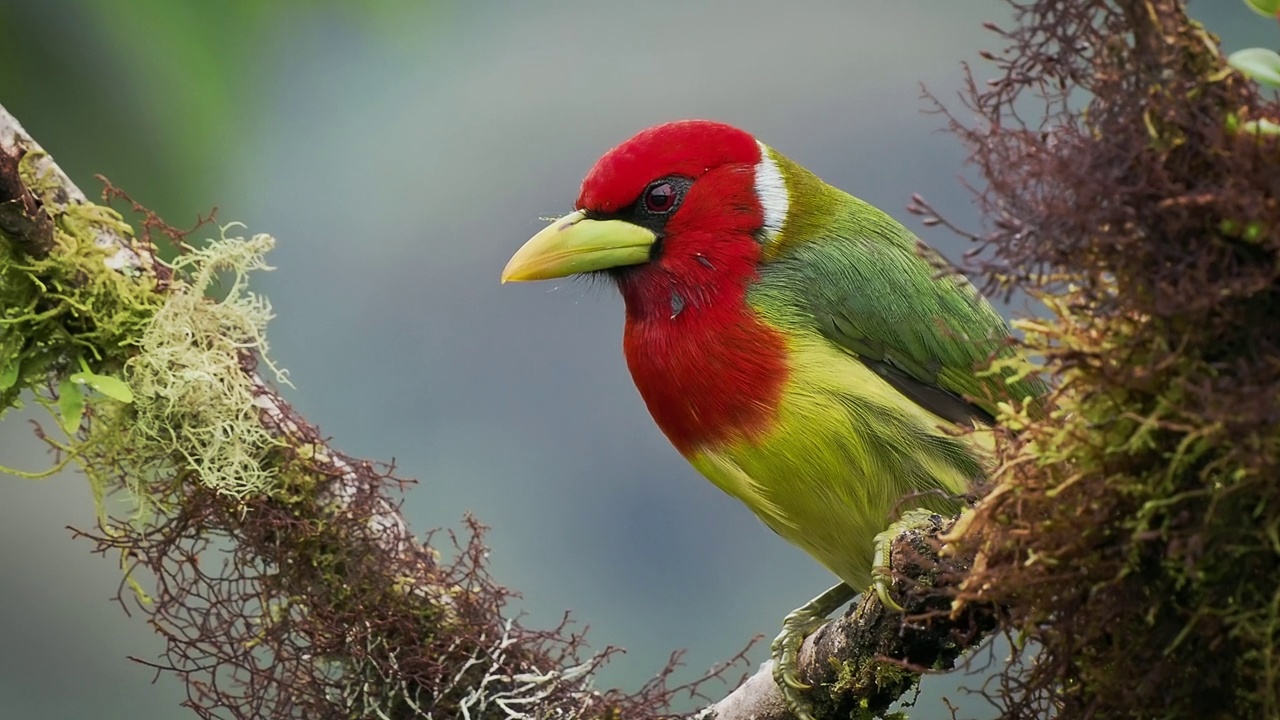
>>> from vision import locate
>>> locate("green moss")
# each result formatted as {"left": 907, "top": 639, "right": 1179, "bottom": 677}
{"left": 964, "top": 287, "right": 1280, "bottom": 717}
{"left": 0, "top": 158, "right": 161, "bottom": 419}
{"left": 827, "top": 655, "right": 915, "bottom": 720}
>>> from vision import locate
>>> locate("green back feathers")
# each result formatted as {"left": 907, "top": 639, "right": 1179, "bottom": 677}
{"left": 751, "top": 151, "right": 1047, "bottom": 426}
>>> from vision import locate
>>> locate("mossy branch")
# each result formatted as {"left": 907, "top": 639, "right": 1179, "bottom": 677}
{"left": 5, "top": 100, "right": 931, "bottom": 720}
{"left": 0, "top": 104, "right": 633, "bottom": 719}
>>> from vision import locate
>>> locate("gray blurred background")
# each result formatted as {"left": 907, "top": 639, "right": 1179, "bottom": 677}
{"left": 0, "top": 1, "right": 1269, "bottom": 718}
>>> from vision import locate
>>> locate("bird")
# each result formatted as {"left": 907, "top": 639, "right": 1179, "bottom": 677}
{"left": 501, "top": 120, "right": 1044, "bottom": 719}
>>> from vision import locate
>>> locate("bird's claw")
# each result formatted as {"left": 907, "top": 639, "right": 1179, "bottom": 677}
{"left": 771, "top": 611, "right": 814, "bottom": 684}
{"left": 872, "top": 508, "right": 942, "bottom": 613}
{"left": 769, "top": 583, "right": 857, "bottom": 720}
{"left": 767, "top": 509, "right": 942, "bottom": 718}
{"left": 872, "top": 565, "right": 906, "bottom": 612}
{"left": 770, "top": 612, "right": 820, "bottom": 719}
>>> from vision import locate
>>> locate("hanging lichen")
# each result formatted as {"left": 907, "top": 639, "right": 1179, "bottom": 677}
{"left": 84, "top": 226, "right": 289, "bottom": 520}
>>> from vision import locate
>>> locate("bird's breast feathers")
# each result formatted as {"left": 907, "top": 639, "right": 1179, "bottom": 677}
{"left": 684, "top": 333, "right": 988, "bottom": 588}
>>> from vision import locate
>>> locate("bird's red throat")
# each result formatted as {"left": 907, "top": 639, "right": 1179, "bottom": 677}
{"left": 616, "top": 235, "right": 788, "bottom": 456}
{"left": 574, "top": 119, "right": 791, "bottom": 456}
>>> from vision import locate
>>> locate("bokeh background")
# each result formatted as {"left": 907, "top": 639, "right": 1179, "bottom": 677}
{"left": 0, "top": 1, "right": 1270, "bottom": 718}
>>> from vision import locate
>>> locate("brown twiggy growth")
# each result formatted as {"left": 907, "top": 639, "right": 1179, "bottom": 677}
{"left": 911, "top": 1, "right": 1280, "bottom": 717}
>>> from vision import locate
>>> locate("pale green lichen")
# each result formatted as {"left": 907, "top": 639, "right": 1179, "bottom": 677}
{"left": 84, "top": 224, "right": 291, "bottom": 517}
{"left": 1, "top": 166, "right": 294, "bottom": 514}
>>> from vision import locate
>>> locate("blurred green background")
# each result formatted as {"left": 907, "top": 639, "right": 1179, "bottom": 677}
{"left": 0, "top": 1, "right": 1270, "bottom": 718}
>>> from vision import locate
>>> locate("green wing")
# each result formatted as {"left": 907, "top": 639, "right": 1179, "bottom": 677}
{"left": 759, "top": 195, "right": 1047, "bottom": 426}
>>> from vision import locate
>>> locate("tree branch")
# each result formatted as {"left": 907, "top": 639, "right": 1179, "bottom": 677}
{"left": 2, "top": 101, "right": 600, "bottom": 719}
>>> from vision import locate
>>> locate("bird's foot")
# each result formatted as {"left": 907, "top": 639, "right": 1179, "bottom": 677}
{"left": 872, "top": 507, "right": 943, "bottom": 612}
{"left": 770, "top": 582, "right": 857, "bottom": 720}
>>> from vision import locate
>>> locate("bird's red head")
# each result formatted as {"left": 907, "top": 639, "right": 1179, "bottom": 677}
{"left": 578, "top": 121, "right": 775, "bottom": 316}
{"left": 575, "top": 120, "right": 761, "bottom": 214}
{"left": 501, "top": 120, "right": 794, "bottom": 453}
{"left": 501, "top": 120, "right": 789, "bottom": 323}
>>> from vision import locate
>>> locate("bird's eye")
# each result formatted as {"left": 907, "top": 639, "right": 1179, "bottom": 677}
{"left": 644, "top": 182, "right": 678, "bottom": 213}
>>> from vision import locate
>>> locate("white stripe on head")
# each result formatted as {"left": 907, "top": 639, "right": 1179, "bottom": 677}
{"left": 754, "top": 142, "right": 789, "bottom": 242}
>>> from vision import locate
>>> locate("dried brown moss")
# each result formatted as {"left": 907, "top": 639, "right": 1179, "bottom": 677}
{"left": 916, "top": 1, "right": 1280, "bottom": 717}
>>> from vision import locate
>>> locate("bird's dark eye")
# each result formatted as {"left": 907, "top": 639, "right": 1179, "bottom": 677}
{"left": 644, "top": 182, "right": 678, "bottom": 213}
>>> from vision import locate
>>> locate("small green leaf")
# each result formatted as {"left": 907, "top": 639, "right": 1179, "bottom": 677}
{"left": 87, "top": 375, "right": 134, "bottom": 403}
{"left": 58, "top": 377, "right": 85, "bottom": 435}
{"left": 0, "top": 333, "right": 20, "bottom": 391}
{"left": 1228, "top": 48, "right": 1280, "bottom": 88}
{"left": 1244, "top": 0, "right": 1280, "bottom": 17}
{"left": 70, "top": 370, "right": 134, "bottom": 403}
{"left": 0, "top": 361, "right": 18, "bottom": 391}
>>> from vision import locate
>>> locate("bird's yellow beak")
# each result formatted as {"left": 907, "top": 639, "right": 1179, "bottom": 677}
{"left": 501, "top": 210, "right": 656, "bottom": 283}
